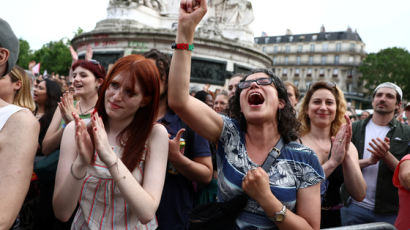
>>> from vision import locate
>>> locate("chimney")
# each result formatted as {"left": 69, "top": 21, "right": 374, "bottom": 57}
{"left": 320, "top": 25, "right": 325, "bottom": 33}
{"left": 286, "top": 29, "right": 292, "bottom": 35}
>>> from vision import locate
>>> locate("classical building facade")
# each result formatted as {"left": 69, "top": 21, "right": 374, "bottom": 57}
{"left": 255, "top": 26, "right": 369, "bottom": 108}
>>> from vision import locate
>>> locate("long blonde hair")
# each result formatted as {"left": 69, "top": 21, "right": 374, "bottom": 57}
{"left": 9, "top": 66, "right": 36, "bottom": 112}
{"left": 298, "top": 81, "right": 347, "bottom": 137}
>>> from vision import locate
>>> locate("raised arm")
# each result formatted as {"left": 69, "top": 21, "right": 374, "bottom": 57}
{"left": 168, "top": 0, "right": 222, "bottom": 143}
{"left": 0, "top": 110, "right": 39, "bottom": 229}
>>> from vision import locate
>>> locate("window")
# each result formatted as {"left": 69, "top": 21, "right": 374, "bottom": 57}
{"left": 295, "top": 68, "right": 300, "bottom": 76}
{"left": 319, "top": 68, "right": 325, "bottom": 76}
{"left": 347, "top": 69, "right": 353, "bottom": 78}
{"left": 322, "top": 43, "right": 328, "bottom": 52}
{"left": 347, "top": 83, "right": 353, "bottom": 92}
{"left": 289, "top": 36, "right": 294, "bottom": 42}
{"left": 334, "top": 55, "right": 340, "bottom": 64}
{"left": 333, "top": 68, "right": 338, "bottom": 76}
{"left": 307, "top": 68, "right": 312, "bottom": 76}
{"left": 306, "top": 81, "right": 312, "bottom": 89}
{"left": 294, "top": 80, "right": 299, "bottom": 87}
{"left": 297, "top": 45, "right": 303, "bottom": 52}
{"left": 284, "top": 57, "right": 289, "bottom": 65}
{"left": 273, "top": 46, "right": 278, "bottom": 53}
{"left": 312, "top": 35, "right": 317, "bottom": 41}
{"left": 310, "top": 44, "right": 315, "bottom": 52}
{"left": 276, "top": 37, "right": 281, "bottom": 42}
{"left": 350, "top": 43, "right": 355, "bottom": 51}
{"left": 296, "top": 56, "right": 301, "bottom": 65}
{"left": 309, "top": 56, "right": 313, "bottom": 65}
{"left": 349, "top": 56, "right": 354, "bottom": 63}
{"left": 336, "top": 43, "right": 341, "bottom": 52}
{"left": 283, "top": 68, "right": 288, "bottom": 76}
{"left": 273, "top": 57, "right": 277, "bottom": 65}
{"left": 321, "top": 56, "right": 327, "bottom": 65}
{"left": 265, "top": 37, "right": 269, "bottom": 44}
{"left": 285, "top": 45, "right": 290, "bottom": 53}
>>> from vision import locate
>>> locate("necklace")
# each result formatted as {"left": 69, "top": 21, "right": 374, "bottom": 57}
{"left": 79, "top": 102, "right": 94, "bottom": 115}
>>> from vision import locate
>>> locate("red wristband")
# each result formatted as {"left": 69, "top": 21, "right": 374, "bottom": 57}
{"left": 171, "top": 42, "right": 194, "bottom": 51}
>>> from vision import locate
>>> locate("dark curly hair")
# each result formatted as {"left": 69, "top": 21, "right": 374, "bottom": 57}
{"left": 228, "top": 68, "right": 300, "bottom": 144}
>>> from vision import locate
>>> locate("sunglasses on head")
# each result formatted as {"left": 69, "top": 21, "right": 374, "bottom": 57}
{"left": 238, "top": 77, "right": 274, "bottom": 89}
{"left": 308, "top": 81, "right": 337, "bottom": 91}
{"left": 88, "top": 59, "right": 101, "bottom": 65}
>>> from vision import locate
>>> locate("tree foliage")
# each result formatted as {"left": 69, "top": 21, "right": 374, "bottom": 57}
{"left": 33, "top": 40, "right": 72, "bottom": 76}
{"left": 17, "top": 38, "right": 34, "bottom": 69}
{"left": 360, "top": 47, "right": 410, "bottom": 100}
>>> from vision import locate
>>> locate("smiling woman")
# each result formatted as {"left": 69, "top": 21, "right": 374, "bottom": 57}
{"left": 297, "top": 81, "right": 366, "bottom": 228}
{"left": 53, "top": 54, "right": 168, "bottom": 229}
{"left": 41, "top": 59, "right": 106, "bottom": 156}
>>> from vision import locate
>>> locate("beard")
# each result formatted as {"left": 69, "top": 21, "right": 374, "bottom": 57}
{"left": 374, "top": 102, "right": 395, "bottom": 115}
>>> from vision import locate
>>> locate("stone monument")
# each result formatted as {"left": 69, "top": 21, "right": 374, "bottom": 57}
{"left": 71, "top": 0, "right": 271, "bottom": 89}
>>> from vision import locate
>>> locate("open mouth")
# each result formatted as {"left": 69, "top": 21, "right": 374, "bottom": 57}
{"left": 248, "top": 92, "right": 264, "bottom": 105}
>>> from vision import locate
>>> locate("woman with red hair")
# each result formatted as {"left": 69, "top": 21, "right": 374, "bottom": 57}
{"left": 42, "top": 59, "right": 106, "bottom": 155}
{"left": 53, "top": 55, "right": 169, "bottom": 229}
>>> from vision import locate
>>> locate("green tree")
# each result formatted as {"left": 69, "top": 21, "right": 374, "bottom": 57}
{"left": 17, "top": 38, "right": 34, "bottom": 69}
{"left": 360, "top": 47, "right": 410, "bottom": 100}
{"left": 33, "top": 40, "right": 72, "bottom": 76}
{"left": 73, "top": 27, "right": 84, "bottom": 38}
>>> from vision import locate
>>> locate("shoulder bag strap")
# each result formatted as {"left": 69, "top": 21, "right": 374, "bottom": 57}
{"left": 261, "top": 138, "right": 284, "bottom": 171}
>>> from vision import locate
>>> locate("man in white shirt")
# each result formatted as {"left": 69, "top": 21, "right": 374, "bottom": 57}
{"left": 0, "top": 18, "right": 39, "bottom": 229}
{"left": 341, "top": 82, "right": 410, "bottom": 226}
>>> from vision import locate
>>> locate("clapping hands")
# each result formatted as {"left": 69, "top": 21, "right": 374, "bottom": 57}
{"left": 330, "top": 115, "right": 352, "bottom": 166}
{"left": 73, "top": 111, "right": 117, "bottom": 167}
{"left": 59, "top": 92, "right": 77, "bottom": 124}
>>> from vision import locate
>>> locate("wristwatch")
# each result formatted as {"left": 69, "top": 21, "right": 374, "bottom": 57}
{"left": 269, "top": 205, "right": 287, "bottom": 222}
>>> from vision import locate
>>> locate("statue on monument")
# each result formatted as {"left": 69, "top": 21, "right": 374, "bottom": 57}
{"left": 109, "top": 0, "right": 165, "bottom": 14}
{"left": 200, "top": 0, "right": 254, "bottom": 42}
{"left": 210, "top": 0, "right": 254, "bottom": 26}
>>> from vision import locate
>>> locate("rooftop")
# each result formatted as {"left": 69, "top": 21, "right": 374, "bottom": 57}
{"left": 255, "top": 27, "right": 362, "bottom": 44}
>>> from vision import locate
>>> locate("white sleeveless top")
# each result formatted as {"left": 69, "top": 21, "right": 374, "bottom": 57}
{"left": 0, "top": 104, "right": 26, "bottom": 131}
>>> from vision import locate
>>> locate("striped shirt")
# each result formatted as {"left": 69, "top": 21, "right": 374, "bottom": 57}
{"left": 71, "top": 146, "right": 158, "bottom": 230}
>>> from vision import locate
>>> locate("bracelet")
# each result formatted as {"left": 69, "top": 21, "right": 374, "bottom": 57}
{"left": 70, "top": 163, "right": 86, "bottom": 180}
{"left": 171, "top": 42, "right": 194, "bottom": 51}
{"left": 107, "top": 157, "right": 119, "bottom": 169}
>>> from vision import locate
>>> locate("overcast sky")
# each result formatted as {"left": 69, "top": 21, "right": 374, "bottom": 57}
{"left": 2, "top": 0, "right": 410, "bottom": 53}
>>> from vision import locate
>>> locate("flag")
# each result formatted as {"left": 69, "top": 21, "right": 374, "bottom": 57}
{"left": 31, "top": 63, "right": 40, "bottom": 75}
{"left": 261, "top": 31, "right": 268, "bottom": 37}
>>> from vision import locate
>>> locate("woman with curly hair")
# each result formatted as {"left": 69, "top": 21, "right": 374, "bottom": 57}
{"left": 167, "top": 1, "right": 325, "bottom": 229}
{"left": 297, "top": 81, "right": 366, "bottom": 228}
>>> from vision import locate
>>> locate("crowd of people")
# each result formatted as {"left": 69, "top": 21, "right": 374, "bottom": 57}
{"left": 1, "top": 1, "right": 410, "bottom": 229}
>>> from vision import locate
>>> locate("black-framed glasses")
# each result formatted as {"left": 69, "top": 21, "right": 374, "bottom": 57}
{"left": 238, "top": 77, "right": 274, "bottom": 89}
